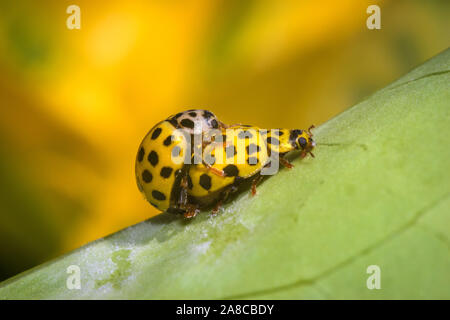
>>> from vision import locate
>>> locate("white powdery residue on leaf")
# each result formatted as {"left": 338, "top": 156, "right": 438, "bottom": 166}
{"left": 191, "top": 241, "right": 212, "bottom": 256}
{"left": 207, "top": 214, "right": 219, "bottom": 228}
{"left": 93, "top": 282, "right": 114, "bottom": 296}
{"left": 125, "top": 243, "right": 150, "bottom": 270}
{"left": 107, "top": 220, "right": 164, "bottom": 263}
{"left": 78, "top": 245, "right": 116, "bottom": 293}
{"left": 224, "top": 199, "right": 243, "bottom": 215}
{"left": 237, "top": 215, "right": 257, "bottom": 233}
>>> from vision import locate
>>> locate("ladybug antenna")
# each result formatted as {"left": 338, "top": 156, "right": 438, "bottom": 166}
{"left": 307, "top": 125, "right": 315, "bottom": 137}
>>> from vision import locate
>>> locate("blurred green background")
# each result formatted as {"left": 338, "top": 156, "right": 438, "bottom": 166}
{"left": 0, "top": 0, "right": 448, "bottom": 282}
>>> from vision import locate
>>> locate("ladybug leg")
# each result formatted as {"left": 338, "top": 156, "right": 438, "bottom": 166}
{"left": 177, "top": 170, "right": 196, "bottom": 217}
{"left": 176, "top": 169, "right": 200, "bottom": 219}
{"left": 177, "top": 175, "right": 189, "bottom": 207}
{"left": 201, "top": 139, "right": 216, "bottom": 149}
{"left": 202, "top": 160, "right": 226, "bottom": 177}
{"left": 211, "top": 201, "right": 223, "bottom": 215}
{"left": 280, "top": 156, "right": 294, "bottom": 169}
{"left": 307, "top": 124, "right": 315, "bottom": 137}
{"left": 211, "top": 185, "right": 238, "bottom": 215}
{"left": 300, "top": 150, "right": 315, "bottom": 158}
{"left": 184, "top": 204, "right": 199, "bottom": 219}
{"left": 251, "top": 175, "right": 264, "bottom": 196}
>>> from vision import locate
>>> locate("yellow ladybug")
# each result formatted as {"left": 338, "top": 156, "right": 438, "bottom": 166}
{"left": 135, "top": 109, "right": 226, "bottom": 213}
{"left": 184, "top": 125, "right": 316, "bottom": 218}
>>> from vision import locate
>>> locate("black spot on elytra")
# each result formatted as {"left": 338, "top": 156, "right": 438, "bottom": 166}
{"left": 163, "top": 135, "right": 172, "bottom": 146}
{"left": 160, "top": 167, "right": 173, "bottom": 178}
{"left": 142, "top": 170, "right": 153, "bottom": 183}
{"left": 180, "top": 118, "right": 195, "bottom": 129}
{"left": 168, "top": 118, "right": 179, "bottom": 128}
{"left": 188, "top": 111, "right": 197, "bottom": 117}
{"left": 266, "top": 137, "right": 279, "bottom": 145}
{"left": 246, "top": 143, "right": 260, "bottom": 155}
{"left": 152, "top": 190, "right": 166, "bottom": 201}
{"left": 187, "top": 175, "right": 193, "bottom": 189}
{"left": 199, "top": 174, "right": 212, "bottom": 190}
{"left": 138, "top": 147, "right": 145, "bottom": 162}
{"left": 289, "top": 129, "right": 303, "bottom": 143}
{"left": 247, "top": 157, "right": 258, "bottom": 165}
{"left": 273, "top": 130, "right": 284, "bottom": 136}
{"left": 151, "top": 127, "right": 162, "bottom": 140}
{"left": 226, "top": 145, "right": 237, "bottom": 158}
{"left": 210, "top": 119, "right": 219, "bottom": 129}
{"left": 148, "top": 151, "right": 158, "bottom": 166}
{"left": 203, "top": 110, "right": 214, "bottom": 119}
{"left": 238, "top": 131, "right": 253, "bottom": 139}
{"left": 223, "top": 164, "right": 239, "bottom": 177}
{"left": 172, "top": 146, "right": 181, "bottom": 157}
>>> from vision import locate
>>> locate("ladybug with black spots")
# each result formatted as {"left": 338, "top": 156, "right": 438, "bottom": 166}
{"left": 135, "top": 109, "right": 227, "bottom": 213}
{"left": 135, "top": 110, "right": 315, "bottom": 218}
{"left": 184, "top": 125, "right": 315, "bottom": 217}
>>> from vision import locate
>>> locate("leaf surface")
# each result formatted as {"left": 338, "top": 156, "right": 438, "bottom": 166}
{"left": 1, "top": 49, "right": 449, "bottom": 299}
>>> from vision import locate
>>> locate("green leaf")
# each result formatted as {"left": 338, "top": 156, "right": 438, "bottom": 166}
{"left": 1, "top": 49, "right": 449, "bottom": 300}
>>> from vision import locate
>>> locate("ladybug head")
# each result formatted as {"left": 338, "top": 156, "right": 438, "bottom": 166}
{"left": 290, "top": 125, "right": 316, "bottom": 158}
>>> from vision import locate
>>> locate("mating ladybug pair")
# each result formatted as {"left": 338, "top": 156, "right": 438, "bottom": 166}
{"left": 135, "top": 109, "right": 315, "bottom": 218}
